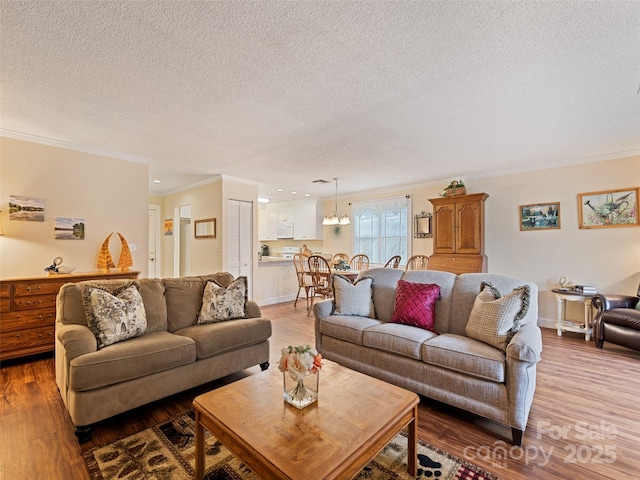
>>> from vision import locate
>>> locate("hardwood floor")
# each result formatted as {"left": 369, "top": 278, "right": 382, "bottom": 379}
{"left": 2, "top": 300, "right": 640, "bottom": 480}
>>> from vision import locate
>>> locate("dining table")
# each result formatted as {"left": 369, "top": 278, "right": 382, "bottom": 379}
{"left": 331, "top": 269, "right": 360, "bottom": 281}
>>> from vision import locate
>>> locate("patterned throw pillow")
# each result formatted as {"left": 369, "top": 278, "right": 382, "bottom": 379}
{"left": 197, "top": 276, "right": 248, "bottom": 324}
{"left": 390, "top": 280, "right": 441, "bottom": 332}
{"left": 332, "top": 275, "right": 375, "bottom": 317}
{"left": 465, "top": 282, "right": 530, "bottom": 351}
{"left": 85, "top": 285, "right": 147, "bottom": 349}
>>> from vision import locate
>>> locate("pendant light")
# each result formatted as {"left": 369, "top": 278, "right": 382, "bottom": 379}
{"left": 322, "top": 178, "right": 350, "bottom": 226}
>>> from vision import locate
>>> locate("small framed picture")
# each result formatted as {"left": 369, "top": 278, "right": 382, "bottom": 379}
{"left": 519, "top": 202, "right": 560, "bottom": 231}
{"left": 164, "top": 219, "right": 173, "bottom": 236}
{"left": 578, "top": 187, "right": 639, "bottom": 229}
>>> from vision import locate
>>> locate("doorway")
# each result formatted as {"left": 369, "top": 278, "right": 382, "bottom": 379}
{"left": 148, "top": 204, "right": 162, "bottom": 277}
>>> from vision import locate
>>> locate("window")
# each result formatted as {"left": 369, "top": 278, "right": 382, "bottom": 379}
{"left": 352, "top": 196, "right": 409, "bottom": 265}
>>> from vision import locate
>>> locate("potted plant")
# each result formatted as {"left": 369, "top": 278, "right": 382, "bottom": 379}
{"left": 442, "top": 180, "right": 466, "bottom": 197}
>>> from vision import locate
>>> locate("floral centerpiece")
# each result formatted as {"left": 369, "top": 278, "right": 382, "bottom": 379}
{"left": 278, "top": 344, "right": 323, "bottom": 408}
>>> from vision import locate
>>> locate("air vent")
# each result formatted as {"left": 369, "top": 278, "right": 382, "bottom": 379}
{"left": 312, "top": 179, "right": 330, "bottom": 184}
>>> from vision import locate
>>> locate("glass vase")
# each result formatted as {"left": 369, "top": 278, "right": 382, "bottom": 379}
{"left": 283, "top": 371, "right": 319, "bottom": 409}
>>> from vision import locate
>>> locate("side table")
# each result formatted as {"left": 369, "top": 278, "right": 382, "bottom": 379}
{"left": 552, "top": 288, "right": 595, "bottom": 341}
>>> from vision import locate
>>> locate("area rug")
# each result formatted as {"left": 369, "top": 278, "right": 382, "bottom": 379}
{"left": 82, "top": 410, "right": 501, "bottom": 480}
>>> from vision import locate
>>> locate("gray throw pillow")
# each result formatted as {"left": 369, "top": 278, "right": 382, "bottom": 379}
{"left": 332, "top": 275, "right": 375, "bottom": 318}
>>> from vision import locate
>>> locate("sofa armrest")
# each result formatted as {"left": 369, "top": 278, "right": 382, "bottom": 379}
{"left": 246, "top": 300, "right": 261, "bottom": 319}
{"left": 56, "top": 323, "right": 97, "bottom": 361}
{"left": 506, "top": 323, "right": 542, "bottom": 363}
{"left": 592, "top": 294, "right": 639, "bottom": 313}
{"left": 313, "top": 299, "right": 334, "bottom": 320}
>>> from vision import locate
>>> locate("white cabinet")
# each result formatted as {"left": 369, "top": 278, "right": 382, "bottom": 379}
{"left": 294, "top": 201, "right": 323, "bottom": 240}
{"left": 258, "top": 205, "right": 278, "bottom": 241}
{"left": 277, "top": 205, "right": 294, "bottom": 224}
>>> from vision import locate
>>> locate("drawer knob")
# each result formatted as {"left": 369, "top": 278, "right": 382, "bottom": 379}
{"left": 26, "top": 286, "right": 42, "bottom": 292}
{"left": 38, "top": 333, "right": 43, "bottom": 338}
{"left": 15, "top": 334, "right": 21, "bottom": 338}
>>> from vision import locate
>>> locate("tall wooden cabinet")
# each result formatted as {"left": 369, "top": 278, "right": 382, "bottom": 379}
{"left": 428, "top": 193, "right": 489, "bottom": 274}
{"left": 0, "top": 270, "right": 139, "bottom": 361}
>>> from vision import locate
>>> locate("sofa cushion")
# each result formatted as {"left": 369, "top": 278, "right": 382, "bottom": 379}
{"left": 363, "top": 323, "right": 437, "bottom": 360}
{"left": 332, "top": 275, "right": 375, "bottom": 317}
{"left": 164, "top": 273, "right": 234, "bottom": 331}
{"left": 69, "top": 331, "right": 196, "bottom": 391}
{"left": 174, "top": 317, "right": 272, "bottom": 360}
{"left": 422, "top": 333, "right": 506, "bottom": 382}
{"left": 359, "top": 268, "right": 405, "bottom": 321}
{"left": 318, "top": 315, "right": 381, "bottom": 346}
{"left": 82, "top": 284, "right": 147, "bottom": 349}
{"left": 465, "top": 282, "right": 530, "bottom": 351}
{"left": 197, "top": 276, "right": 248, "bottom": 324}
{"left": 400, "top": 270, "right": 457, "bottom": 334}
{"left": 133, "top": 278, "right": 167, "bottom": 332}
{"left": 390, "top": 280, "right": 440, "bottom": 332}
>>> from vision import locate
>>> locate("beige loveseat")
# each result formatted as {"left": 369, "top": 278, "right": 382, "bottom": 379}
{"left": 314, "top": 268, "right": 541, "bottom": 445}
{"left": 55, "top": 273, "right": 271, "bottom": 443}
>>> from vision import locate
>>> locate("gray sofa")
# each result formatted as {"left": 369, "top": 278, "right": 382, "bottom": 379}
{"left": 314, "top": 268, "right": 542, "bottom": 445}
{"left": 55, "top": 273, "right": 271, "bottom": 442}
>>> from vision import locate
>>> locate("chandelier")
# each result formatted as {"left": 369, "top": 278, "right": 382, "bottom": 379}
{"left": 322, "top": 178, "right": 350, "bottom": 226}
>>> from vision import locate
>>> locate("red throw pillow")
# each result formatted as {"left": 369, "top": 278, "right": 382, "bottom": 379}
{"left": 390, "top": 280, "right": 441, "bottom": 332}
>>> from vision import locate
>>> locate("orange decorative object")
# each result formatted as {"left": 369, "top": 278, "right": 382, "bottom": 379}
{"left": 97, "top": 233, "right": 116, "bottom": 272}
{"left": 117, "top": 232, "right": 133, "bottom": 272}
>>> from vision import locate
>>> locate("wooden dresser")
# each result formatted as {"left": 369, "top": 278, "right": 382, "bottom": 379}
{"left": 428, "top": 193, "right": 489, "bottom": 274}
{"left": 0, "top": 270, "right": 140, "bottom": 361}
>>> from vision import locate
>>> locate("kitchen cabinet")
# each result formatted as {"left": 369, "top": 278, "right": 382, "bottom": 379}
{"left": 258, "top": 204, "right": 278, "bottom": 240}
{"left": 428, "top": 193, "right": 488, "bottom": 274}
{"left": 277, "top": 205, "right": 294, "bottom": 224}
{"left": 294, "top": 201, "right": 323, "bottom": 240}
{"left": 0, "top": 270, "right": 140, "bottom": 361}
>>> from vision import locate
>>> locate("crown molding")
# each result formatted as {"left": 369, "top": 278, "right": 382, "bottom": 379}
{"left": 0, "top": 129, "right": 155, "bottom": 165}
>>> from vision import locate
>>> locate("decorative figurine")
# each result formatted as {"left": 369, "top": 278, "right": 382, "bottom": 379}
{"left": 117, "top": 232, "right": 133, "bottom": 272}
{"left": 98, "top": 233, "right": 116, "bottom": 272}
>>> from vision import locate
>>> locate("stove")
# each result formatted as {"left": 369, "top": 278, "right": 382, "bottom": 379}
{"left": 281, "top": 246, "right": 301, "bottom": 260}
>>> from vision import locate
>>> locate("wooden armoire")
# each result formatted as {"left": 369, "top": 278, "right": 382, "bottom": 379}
{"left": 428, "top": 192, "right": 489, "bottom": 274}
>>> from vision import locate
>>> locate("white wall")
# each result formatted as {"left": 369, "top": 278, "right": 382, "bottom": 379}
{"left": 0, "top": 137, "right": 149, "bottom": 278}
{"left": 322, "top": 155, "right": 640, "bottom": 325}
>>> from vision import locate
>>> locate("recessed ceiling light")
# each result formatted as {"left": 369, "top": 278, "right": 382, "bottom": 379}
{"left": 277, "top": 188, "right": 284, "bottom": 192}
{"left": 257, "top": 197, "right": 270, "bottom": 203}
{"left": 304, "top": 193, "right": 311, "bottom": 197}
{"left": 291, "top": 191, "right": 298, "bottom": 195}
{"left": 152, "top": 180, "right": 161, "bottom": 184}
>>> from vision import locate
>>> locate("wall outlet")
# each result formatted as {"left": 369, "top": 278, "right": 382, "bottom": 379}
{"left": 130, "top": 243, "right": 140, "bottom": 253}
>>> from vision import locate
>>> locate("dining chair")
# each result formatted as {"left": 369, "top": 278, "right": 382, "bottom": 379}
{"left": 292, "top": 254, "right": 313, "bottom": 311}
{"left": 383, "top": 255, "right": 402, "bottom": 269}
{"left": 307, "top": 255, "right": 333, "bottom": 314}
{"left": 405, "top": 254, "right": 429, "bottom": 271}
{"left": 349, "top": 254, "right": 370, "bottom": 270}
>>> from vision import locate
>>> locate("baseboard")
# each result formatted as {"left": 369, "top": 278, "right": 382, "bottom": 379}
{"left": 537, "top": 317, "right": 556, "bottom": 330}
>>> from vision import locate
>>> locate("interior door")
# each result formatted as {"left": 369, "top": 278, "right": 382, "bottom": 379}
{"left": 227, "top": 199, "right": 253, "bottom": 298}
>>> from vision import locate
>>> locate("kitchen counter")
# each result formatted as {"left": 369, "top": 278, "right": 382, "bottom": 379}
{"left": 258, "top": 256, "right": 293, "bottom": 264}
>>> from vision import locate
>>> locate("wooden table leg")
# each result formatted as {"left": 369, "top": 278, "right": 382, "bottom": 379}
{"left": 195, "top": 410, "right": 205, "bottom": 480}
{"left": 407, "top": 405, "right": 418, "bottom": 476}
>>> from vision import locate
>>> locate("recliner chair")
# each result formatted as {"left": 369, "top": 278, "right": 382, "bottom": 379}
{"left": 592, "top": 283, "right": 640, "bottom": 351}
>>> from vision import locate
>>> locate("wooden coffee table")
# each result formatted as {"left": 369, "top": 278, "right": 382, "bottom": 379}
{"left": 193, "top": 360, "right": 419, "bottom": 480}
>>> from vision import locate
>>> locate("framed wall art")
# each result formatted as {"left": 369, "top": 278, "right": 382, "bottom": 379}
{"left": 164, "top": 219, "right": 173, "bottom": 236}
{"left": 519, "top": 202, "right": 560, "bottom": 231}
{"left": 578, "top": 187, "right": 639, "bottom": 229}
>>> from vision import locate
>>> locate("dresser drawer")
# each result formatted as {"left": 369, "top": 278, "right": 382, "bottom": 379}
{"left": 14, "top": 282, "right": 65, "bottom": 296}
{"left": 13, "top": 293, "right": 58, "bottom": 311}
{"left": 0, "top": 325, "right": 55, "bottom": 355}
{"left": 0, "top": 309, "right": 56, "bottom": 333}
{"left": 0, "top": 283, "right": 10, "bottom": 313}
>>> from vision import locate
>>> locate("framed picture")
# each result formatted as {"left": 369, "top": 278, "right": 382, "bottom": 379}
{"left": 519, "top": 202, "right": 560, "bottom": 231}
{"left": 8, "top": 195, "right": 45, "bottom": 221}
{"left": 578, "top": 187, "right": 639, "bottom": 229}
{"left": 164, "top": 219, "right": 173, "bottom": 236}
{"left": 55, "top": 217, "right": 85, "bottom": 239}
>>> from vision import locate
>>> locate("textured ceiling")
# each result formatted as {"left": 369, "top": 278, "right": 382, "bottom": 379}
{"left": 1, "top": 1, "right": 639, "bottom": 201}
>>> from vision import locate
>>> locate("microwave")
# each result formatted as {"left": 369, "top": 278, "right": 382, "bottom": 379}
{"left": 276, "top": 223, "right": 294, "bottom": 239}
